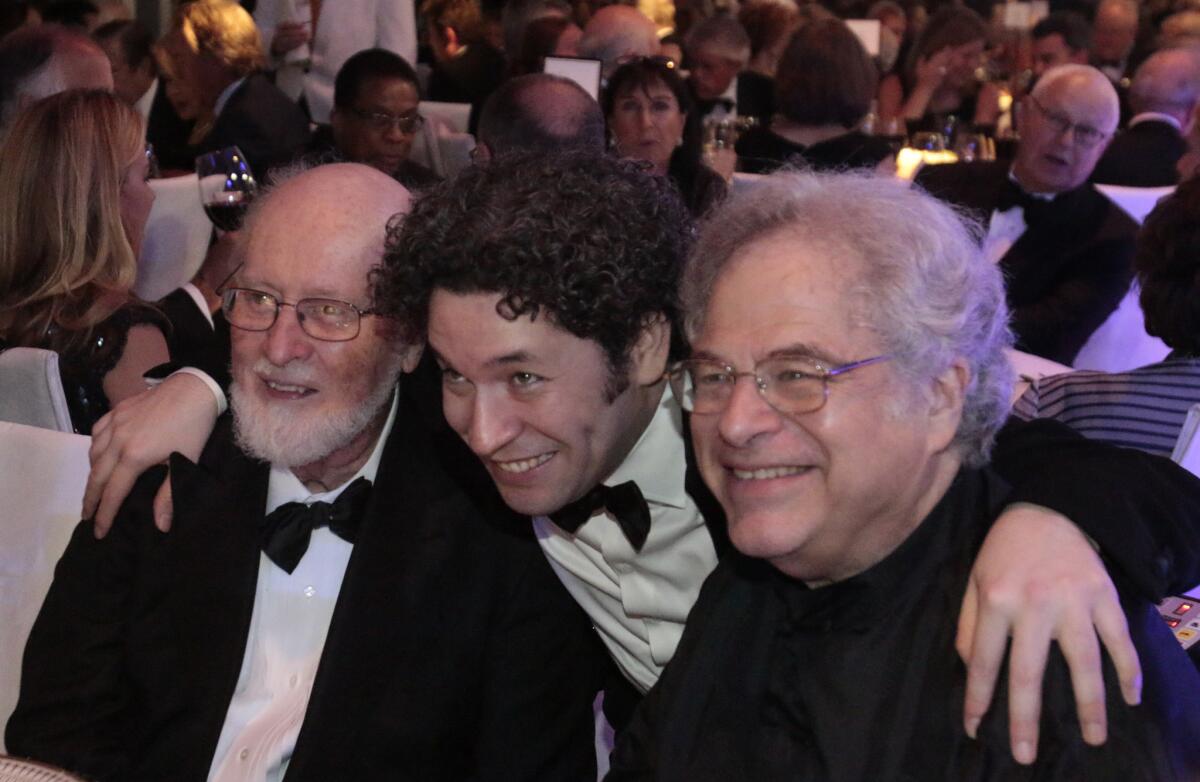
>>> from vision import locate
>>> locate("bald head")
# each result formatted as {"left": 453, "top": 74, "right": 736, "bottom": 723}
{"left": 476, "top": 73, "right": 605, "bottom": 156}
{"left": 1017, "top": 65, "right": 1118, "bottom": 192}
{"left": 0, "top": 24, "right": 113, "bottom": 133}
{"left": 1129, "top": 48, "right": 1200, "bottom": 122}
{"left": 578, "top": 6, "right": 659, "bottom": 75}
{"left": 246, "top": 163, "right": 410, "bottom": 280}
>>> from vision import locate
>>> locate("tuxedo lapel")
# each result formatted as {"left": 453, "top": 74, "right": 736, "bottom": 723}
{"left": 287, "top": 402, "right": 459, "bottom": 773}
{"left": 682, "top": 412, "right": 730, "bottom": 557}
{"left": 163, "top": 432, "right": 267, "bottom": 752}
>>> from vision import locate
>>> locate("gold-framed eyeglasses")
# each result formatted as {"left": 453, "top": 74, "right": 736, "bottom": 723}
{"left": 350, "top": 107, "right": 425, "bottom": 134}
{"left": 669, "top": 354, "right": 892, "bottom": 416}
{"left": 1027, "top": 95, "right": 1110, "bottom": 149}
{"left": 221, "top": 288, "right": 379, "bottom": 342}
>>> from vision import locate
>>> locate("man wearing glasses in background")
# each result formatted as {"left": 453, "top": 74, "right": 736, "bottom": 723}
{"left": 313, "top": 48, "right": 439, "bottom": 190}
{"left": 917, "top": 64, "right": 1137, "bottom": 366}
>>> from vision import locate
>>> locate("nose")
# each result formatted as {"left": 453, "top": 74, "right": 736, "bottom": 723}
{"left": 462, "top": 389, "right": 522, "bottom": 458}
{"left": 716, "top": 373, "right": 784, "bottom": 448}
{"left": 383, "top": 120, "right": 409, "bottom": 143}
{"left": 637, "top": 107, "right": 654, "bottom": 129}
{"left": 263, "top": 305, "right": 314, "bottom": 367}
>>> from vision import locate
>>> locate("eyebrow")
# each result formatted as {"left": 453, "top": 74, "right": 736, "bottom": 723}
{"left": 690, "top": 342, "right": 844, "bottom": 366}
{"left": 429, "top": 348, "right": 538, "bottom": 370}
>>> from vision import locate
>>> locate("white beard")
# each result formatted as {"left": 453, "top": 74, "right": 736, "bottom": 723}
{"left": 231, "top": 356, "right": 402, "bottom": 468}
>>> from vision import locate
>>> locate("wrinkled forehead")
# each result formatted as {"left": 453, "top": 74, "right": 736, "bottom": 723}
{"left": 1037, "top": 74, "right": 1119, "bottom": 131}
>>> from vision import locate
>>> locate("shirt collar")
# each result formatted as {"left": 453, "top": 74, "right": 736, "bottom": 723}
{"left": 604, "top": 384, "right": 690, "bottom": 509}
{"left": 214, "top": 75, "right": 247, "bottom": 119}
{"left": 1007, "top": 168, "right": 1056, "bottom": 201}
{"left": 1129, "top": 111, "right": 1183, "bottom": 131}
{"left": 135, "top": 77, "right": 157, "bottom": 120}
{"left": 266, "top": 390, "right": 399, "bottom": 512}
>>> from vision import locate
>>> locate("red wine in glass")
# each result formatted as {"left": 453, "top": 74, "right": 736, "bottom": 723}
{"left": 203, "top": 191, "right": 252, "bottom": 232}
{"left": 196, "top": 146, "right": 257, "bottom": 232}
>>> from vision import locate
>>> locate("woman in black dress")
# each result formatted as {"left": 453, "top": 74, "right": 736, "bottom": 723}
{"left": 0, "top": 89, "right": 166, "bottom": 434}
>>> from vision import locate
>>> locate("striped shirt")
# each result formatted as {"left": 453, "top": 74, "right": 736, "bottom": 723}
{"left": 1012, "top": 357, "right": 1200, "bottom": 457}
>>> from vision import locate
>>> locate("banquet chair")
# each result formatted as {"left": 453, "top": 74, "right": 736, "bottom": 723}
{"left": 0, "top": 422, "right": 91, "bottom": 753}
{"left": 1070, "top": 184, "right": 1176, "bottom": 372}
{"left": 0, "top": 348, "right": 72, "bottom": 433}
{"left": 134, "top": 174, "right": 213, "bottom": 302}
{"left": 0, "top": 756, "right": 86, "bottom": 782}
{"left": 411, "top": 104, "right": 476, "bottom": 179}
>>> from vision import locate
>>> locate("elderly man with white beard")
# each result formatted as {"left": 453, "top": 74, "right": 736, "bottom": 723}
{"left": 5, "top": 163, "right": 600, "bottom": 782}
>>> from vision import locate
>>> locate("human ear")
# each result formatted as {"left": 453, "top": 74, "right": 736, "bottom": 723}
{"left": 629, "top": 314, "right": 671, "bottom": 387}
{"left": 925, "top": 357, "right": 969, "bottom": 454}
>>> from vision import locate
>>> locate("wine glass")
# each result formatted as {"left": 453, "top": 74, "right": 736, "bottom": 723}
{"left": 910, "top": 131, "right": 947, "bottom": 152}
{"left": 195, "top": 146, "right": 257, "bottom": 232}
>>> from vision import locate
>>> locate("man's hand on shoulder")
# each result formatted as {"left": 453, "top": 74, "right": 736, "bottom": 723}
{"left": 84, "top": 372, "right": 221, "bottom": 537}
{"left": 957, "top": 503, "right": 1142, "bottom": 764}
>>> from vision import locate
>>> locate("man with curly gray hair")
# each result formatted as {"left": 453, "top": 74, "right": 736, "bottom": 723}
{"left": 608, "top": 171, "right": 1200, "bottom": 780}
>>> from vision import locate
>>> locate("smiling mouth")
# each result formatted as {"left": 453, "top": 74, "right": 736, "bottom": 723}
{"left": 494, "top": 452, "right": 555, "bottom": 474}
{"left": 262, "top": 378, "right": 316, "bottom": 397}
{"left": 730, "top": 465, "right": 810, "bottom": 480}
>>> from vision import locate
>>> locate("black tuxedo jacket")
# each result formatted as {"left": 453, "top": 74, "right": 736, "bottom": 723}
{"left": 1092, "top": 118, "right": 1186, "bottom": 187}
{"left": 917, "top": 160, "right": 1138, "bottom": 364}
{"left": 199, "top": 72, "right": 311, "bottom": 178}
{"left": 146, "top": 80, "right": 196, "bottom": 173}
{"left": 157, "top": 288, "right": 232, "bottom": 391}
{"left": 6, "top": 397, "right": 602, "bottom": 781}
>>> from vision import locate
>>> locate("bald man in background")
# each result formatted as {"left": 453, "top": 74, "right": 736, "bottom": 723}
{"left": 1092, "top": 47, "right": 1200, "bottom": 186}
{"left": 918, "top": 65, "right": 1136, "bottom": 365}
{"left": 0, "top": 23, "right": 112, "bottom": 136}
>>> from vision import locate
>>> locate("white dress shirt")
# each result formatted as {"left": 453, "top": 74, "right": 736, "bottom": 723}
{"left": 207, "top": 393, "right": 397, "bottom": 782}
{"left": 134, "top": 77, "right": 157, "bottom": 121}
{"left": 533, "top": 386, "right": 719, "bottom": 693}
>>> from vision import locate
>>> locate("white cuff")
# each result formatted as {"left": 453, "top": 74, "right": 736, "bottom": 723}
{"left": 172, "top": 367, "right": 227, "bottom": 416}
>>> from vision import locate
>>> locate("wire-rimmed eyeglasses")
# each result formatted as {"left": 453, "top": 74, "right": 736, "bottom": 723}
{"left": 221, "top": 288, "right": 380, "bottom": 342}
{"left": 669, "top": 354, "right": 892, "bottom": 416}
{"left": 349, "top": 107, "right": 425, "bottom": 135}
{"left": 1027, "top": 95, "right": 1110, "bottom": 149}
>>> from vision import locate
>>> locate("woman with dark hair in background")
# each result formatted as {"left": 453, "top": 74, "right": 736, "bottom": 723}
{"left": 877, "top": 6, "right": 1000, "bottom": 133}
{"left": 735, "top": 19, "right": 893, "bottom": 173}
{"left": 1014, "top": 177, "right": 1200, "bottom": 456}
{"left": 0, "top": 90, "right": 164, "bottom": 434}
{"left": 603, "top": 57, "right": 727, "bottom": 217}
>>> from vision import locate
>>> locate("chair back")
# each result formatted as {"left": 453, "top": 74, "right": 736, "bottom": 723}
{"left": 135, "top": 174, "right": 213, "bottom": 302}
{"left": 0, "top": 348, "right": 72, "bottom": 433}
{"left": 410, "top": 104, "right": 476, "bottom": 179}
{"left": 0, "top": 756, "right": 86, "bottom": 781}
{"left": 0, "top": 422, "right": 90, "bottom": 752}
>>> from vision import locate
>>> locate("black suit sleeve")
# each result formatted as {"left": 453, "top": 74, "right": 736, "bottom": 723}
{"left": 991, "top": 418, "right": 1200, "bottom": 599}
{"left": 1007, "top": 229, "right": 1135, "bottom": 364}
{"left": 4, "top": 468, "right": 165, "bottom": 781}
{"left": 472, "top": 541, "right": 604, "bottom": 781}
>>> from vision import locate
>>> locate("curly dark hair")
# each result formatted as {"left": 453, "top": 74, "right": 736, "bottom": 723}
{"left": 374, "top": 149, "right": 695, "bottom": 389}
{"left": 1136, "top": 176, "right": 1200, "bottom": 354}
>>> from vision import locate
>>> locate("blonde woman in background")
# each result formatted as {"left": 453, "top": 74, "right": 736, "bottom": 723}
{"left": 0, "top": 89, "right": 164, "bottom": 434}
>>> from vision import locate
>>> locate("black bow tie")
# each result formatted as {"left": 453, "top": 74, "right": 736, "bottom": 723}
{"left": 996, "top": 179, "right": 1055, "bottom": 227}
{"left": 259, "top": 476, "right": 372, "bottom": 573}
{"left": 550, "top": 481, "right": 652, "bottom": 551}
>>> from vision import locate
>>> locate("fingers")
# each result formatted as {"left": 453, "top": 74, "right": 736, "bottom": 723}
{"left": 1055, "top": 609, "right": 1106, "bottom": 746}
{"left": 961, "top": 595, "right": 1011, "bottom": 740}
{"left": 94, "top": 460, "right": 144, "bottom": 536}
{"left": 153, "top": 477, "right": 174, "bottom": 533}
{"left": 83, "top": 416, "right": 117, "bottom": 528}
{"left": 1006, "top": 608, "right": 1054, "bottom": 765}
{"left": 1094, "top": 594, "right": 1142, "bottom": 707}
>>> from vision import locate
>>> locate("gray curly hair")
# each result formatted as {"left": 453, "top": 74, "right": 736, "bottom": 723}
{"left": 682, "top": 170, "right": 1014, "bottom": 467}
